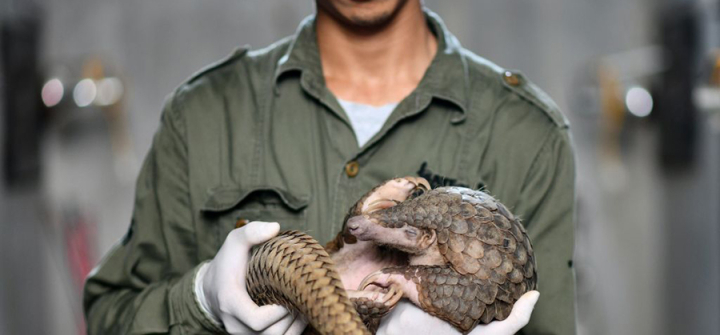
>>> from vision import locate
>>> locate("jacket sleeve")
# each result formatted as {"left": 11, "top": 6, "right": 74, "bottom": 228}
{"left": 515, "top": 128, "right": 577, "bottom": 335}
{"left": 83, "top": 95, "right": 224, "bottom": 334}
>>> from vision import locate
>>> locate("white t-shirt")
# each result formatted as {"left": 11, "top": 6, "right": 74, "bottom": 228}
{"left": 337, "top": 98, "right": 398, "bottom": 147}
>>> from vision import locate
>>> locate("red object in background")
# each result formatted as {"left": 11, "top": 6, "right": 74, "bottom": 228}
{"left": 65, "top": 216, "right": 95, "bottom": 291}
{"left": 63, "top": 210, "right": 97, "bottom": 335}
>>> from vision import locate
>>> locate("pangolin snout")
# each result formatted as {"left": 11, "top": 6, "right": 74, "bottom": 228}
{"left": 346, "top": 216, "right": 370, "bottom": 237}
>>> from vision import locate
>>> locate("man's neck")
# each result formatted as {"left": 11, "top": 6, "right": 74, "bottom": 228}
{"left": 316, "top": 4, "right": 437, "bottom": 106}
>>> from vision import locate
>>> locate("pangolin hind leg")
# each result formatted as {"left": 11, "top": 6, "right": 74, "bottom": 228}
{"left": 359, "top": 265, "right": 510, "bottom": 334}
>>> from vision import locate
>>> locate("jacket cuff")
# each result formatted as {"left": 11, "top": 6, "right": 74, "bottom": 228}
{"left": 194, "top": 262, "right": 223, "bottom": 328}
{"left": 168, "top": 261, "right": 226, "bottom": 333}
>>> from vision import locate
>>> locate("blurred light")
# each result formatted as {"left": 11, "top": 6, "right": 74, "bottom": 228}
{"left": 41, "top": 78, "right": 64, "bottom": 107}
{"left": 625, "top": 86, "right": 653, "bottom": 118}
{"left": 95, "top": 77, "right": 123, "bottom": 106}
{"left": 73, "top": 79, "right": 97, "bottom": 107}
{"left": 694, "top": 87, "right": 720, "bottom": 110}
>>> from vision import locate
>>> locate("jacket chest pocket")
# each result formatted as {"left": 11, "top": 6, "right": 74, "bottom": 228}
{"left": 201, "top": 186, "right": 310, "bottom": 246}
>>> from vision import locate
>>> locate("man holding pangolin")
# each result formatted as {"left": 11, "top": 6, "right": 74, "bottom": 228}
{"left": 84, "top": 1, "right": 576, "bottom": 334}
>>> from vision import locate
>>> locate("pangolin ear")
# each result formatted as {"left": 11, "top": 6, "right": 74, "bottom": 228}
{"left": 418, "top": 229, "right": 437, "bottom": 250}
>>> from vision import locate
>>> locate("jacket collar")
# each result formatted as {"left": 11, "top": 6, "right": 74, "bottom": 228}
{"left": 274, "top": 8, "right": 469, "bottom": 116}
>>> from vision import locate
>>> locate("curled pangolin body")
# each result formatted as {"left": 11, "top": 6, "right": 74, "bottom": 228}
{"left": 369, "top": 187, "right": 537, "bottom": 330}
{"left": 245, "top": 181, "right": 536, "bottom": 334}
{"left": 246, "top": 231, "right": 370, "bottom": 335}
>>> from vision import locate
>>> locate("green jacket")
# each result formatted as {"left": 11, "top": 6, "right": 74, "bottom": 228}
{"left": 84, "top": 9, "right": 576, "bottom": 335}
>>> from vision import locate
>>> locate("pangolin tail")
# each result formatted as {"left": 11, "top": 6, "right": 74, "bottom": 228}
{"left": 246, "top": 230, "right": 370, "bottom": 335}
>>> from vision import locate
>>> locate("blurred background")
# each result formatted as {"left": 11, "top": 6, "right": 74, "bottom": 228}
{"left": 1, "top": 0, "right": 719, "bottom": 334}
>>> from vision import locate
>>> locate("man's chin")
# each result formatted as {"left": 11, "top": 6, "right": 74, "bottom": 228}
{"left": 318, "top": 0, "right": 409, "bottom": 30}
{"left": 344, "top": 11, "right": 395, "bottom": 29}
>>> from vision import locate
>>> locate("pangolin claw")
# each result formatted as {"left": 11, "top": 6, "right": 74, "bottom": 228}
{"left": 404, "top": 176, "right": 431, "bottom": 192}
{"left": 358, "top": 270, "right": 388, "bottom": 291}
{"left": 381, "top": 283, "right": 403, "bottom": 307}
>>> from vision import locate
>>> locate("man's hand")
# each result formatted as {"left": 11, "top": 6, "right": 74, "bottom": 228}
{"left": 195, "top": 221, "right": 308, "bottom": 334}
{"left": 376, "top": 291, "right": 540, "bottom": 335}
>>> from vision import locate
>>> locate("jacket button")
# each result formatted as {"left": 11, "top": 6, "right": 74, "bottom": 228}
{"left": 345, "top": 161, "right": 360, "bottom": 178}
{"left": 503, "top": 71, "right": 521, "bottom": 86}
{"left": 235, "top": 218, "right": 248, "bottom": 229}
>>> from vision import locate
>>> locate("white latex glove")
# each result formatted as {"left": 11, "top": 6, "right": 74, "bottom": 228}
{"left": 195, "top": 221, "right": 308, "bottom": 334}
{"left": 376, "top": 291, "right": 540, "bottom": 335}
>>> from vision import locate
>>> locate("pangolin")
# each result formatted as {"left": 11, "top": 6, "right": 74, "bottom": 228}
{"left": 346, "top": 179, "right": 538, "bottom": 331}
{"left": 244, "top": 177, "right": 536, "bottom": 334}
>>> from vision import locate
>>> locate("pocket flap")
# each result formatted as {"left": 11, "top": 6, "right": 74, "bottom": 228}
{"left": 201, "top": 185, "right": 310, "bottom": 212}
